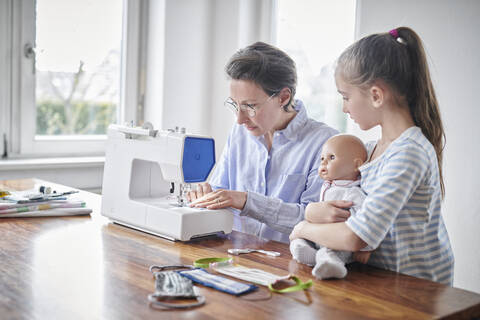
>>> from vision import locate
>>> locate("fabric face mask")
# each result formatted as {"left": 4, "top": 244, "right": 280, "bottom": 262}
{"left": 148, "top": 265, "right": 205, "bottom": 309}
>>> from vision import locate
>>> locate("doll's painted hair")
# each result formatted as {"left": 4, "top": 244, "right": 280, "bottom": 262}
{"left": 335, "top": 27, "right": 445, "bottom": 197}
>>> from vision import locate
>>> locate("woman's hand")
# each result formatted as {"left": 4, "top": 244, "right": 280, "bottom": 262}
{"left": 305, "top": 200, "right": 352, "bottom": 223}
{"left": 189, "top": 189, "right": 247, "bottom": 210}
{"left": 186, "top": 182, "right": 213, "bottom": 202}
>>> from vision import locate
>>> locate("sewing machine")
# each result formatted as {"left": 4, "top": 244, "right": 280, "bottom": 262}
{"left": 101, "top": 123, "right": 233, "bottom": 241}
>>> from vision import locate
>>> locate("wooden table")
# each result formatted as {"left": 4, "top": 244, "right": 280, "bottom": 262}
{"left": 1, "top": 179, "right": 479, "bottom": 319}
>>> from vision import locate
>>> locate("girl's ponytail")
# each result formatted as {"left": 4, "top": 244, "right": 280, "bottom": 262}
{"left": 396, "top": 27, "right": 445, "bottom": 197}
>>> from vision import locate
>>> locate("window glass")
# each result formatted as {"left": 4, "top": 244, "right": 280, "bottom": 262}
{"left": 35, "top": 0, "right": 123, "bottom": 135}
{"left": 276, "top": 0, "right": 356, "bottom": 132}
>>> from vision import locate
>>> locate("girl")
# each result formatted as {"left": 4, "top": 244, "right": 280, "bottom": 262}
{"left": 290, "top": 27, "right": 454, "bottom": 285}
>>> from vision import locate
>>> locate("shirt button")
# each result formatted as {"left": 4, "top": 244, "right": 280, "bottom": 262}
{"left": 261, "top": 182, "right": 265, "bottom": 187}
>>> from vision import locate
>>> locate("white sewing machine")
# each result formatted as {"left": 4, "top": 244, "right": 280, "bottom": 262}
{"left": 101, "top": 123, "right": 233, "bottom": 241}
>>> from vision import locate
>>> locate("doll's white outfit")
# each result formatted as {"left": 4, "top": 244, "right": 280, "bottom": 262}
{"left": 290, "top": 179, "right": 366, "bottom": 279}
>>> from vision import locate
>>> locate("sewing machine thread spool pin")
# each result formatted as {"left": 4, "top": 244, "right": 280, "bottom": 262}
{"left": 39, "top": 185, "right": 52, "bottom": 194}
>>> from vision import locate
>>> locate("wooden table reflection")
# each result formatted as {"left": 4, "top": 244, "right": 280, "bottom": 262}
{"left": 0, "top": 178, "right": 479, "bottom": 319}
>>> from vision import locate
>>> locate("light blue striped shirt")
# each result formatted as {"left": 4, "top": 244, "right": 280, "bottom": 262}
{"left": 346, "top": 126, "right": 454, "bottom": 285}
{"left": 209, "top": 100, "right": 337, "bottom": 243}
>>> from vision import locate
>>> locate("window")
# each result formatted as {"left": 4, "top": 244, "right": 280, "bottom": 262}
{"left": 275, "top": 0, "right": 356, "bottom": 132}
{"left": 3, "top": 0, "right": 145, "bottom": 157}
{"left": 34, "top": 0, "right": 122, "bottom": 136}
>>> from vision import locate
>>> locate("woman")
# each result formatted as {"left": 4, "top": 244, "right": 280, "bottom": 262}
{"left": 189, "top": 42, "right": 337, "bottom": 243}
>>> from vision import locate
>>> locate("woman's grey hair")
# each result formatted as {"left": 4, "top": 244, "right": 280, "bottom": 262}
{"left": 225, "top": 41, "right": 297, "bottom": 111}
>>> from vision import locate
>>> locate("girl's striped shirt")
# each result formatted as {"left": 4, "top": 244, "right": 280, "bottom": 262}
{"left": 345, "top": 126, "right": 454, "bottom": 285}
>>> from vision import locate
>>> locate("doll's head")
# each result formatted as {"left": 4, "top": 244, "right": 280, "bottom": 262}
{"left": 319, "top": 134, "right": 367, "bottom": 181}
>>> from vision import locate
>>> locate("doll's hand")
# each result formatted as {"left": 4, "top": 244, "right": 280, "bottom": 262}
{"left": 305, "top": 200, "right": 352, "bottom": 223}
{"left": 289, "top": 220, "right": 309, "bottom": 241}
{"left": 353, "top": 251, "right": 372, "bottom": 264}
{"left": 189, "top": 189, "right": 247, "bottom": 210}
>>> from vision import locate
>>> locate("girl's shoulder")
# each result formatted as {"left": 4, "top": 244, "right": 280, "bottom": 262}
{"left": 362, "top": 127, "right": 435, "bottom": 171}
{"left": 388, "top": 127, "right": 436, "bottom": 161}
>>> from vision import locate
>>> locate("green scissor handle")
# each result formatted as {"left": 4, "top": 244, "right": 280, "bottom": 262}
{"left": 268, "top": 275, "right": 313, "bottom": 293}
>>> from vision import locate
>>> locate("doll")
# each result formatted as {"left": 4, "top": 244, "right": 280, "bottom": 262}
{"left": 290, "top": 134, "right": 368, "bottom": 279}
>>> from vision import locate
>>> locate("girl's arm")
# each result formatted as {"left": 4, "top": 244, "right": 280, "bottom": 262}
{"left": 290, "top": 220, "right": 367, "bottom": 251}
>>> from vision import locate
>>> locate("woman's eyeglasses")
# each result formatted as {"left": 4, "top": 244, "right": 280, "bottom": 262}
{"left": 224, "top": 92, "right": 277, "bottom": 117}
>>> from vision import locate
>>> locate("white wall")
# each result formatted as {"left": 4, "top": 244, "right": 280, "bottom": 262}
{"left": 145, "top": 0, "right": 230, "bottom": 143}
{"left": 0, "top": 1, "right": 11, "bottom": 157}
{"left": 356, "top": 0, "right": 480, "bottom": 294}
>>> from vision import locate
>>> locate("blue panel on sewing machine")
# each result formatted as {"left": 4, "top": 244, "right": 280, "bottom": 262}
{"left": 182, "top": 137, "right": 215, "bottom": 183}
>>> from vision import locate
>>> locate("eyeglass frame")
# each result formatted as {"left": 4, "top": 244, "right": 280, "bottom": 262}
{"left": 224, "top": 92, "right": 278, "bottom": 117}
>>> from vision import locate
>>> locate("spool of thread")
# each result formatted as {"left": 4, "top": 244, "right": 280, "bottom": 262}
{"left": 0, "top": 191, "right": 11, "bottom": 198}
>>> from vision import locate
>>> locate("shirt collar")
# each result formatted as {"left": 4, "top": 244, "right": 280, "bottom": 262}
{"left": 275, "top": 99, "right": 308, "bottom": 141}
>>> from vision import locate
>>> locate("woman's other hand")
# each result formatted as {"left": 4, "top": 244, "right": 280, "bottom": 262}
{"left": 189, "top": 189, "right": 247, "bottom": 210}
{"left": 305, "top": 200, "right": 352, "bottom": 223}
{"left": 186, "top": 182, "right": 213, "bottom": 202}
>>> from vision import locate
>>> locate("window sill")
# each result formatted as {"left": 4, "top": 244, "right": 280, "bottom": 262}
{"left": 0, "top": 156, "right": 105, "bottom": 171}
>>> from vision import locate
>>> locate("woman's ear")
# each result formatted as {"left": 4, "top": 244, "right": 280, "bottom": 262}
{"left": 369, "top": 85, "right": 384, "bottom": 108}
{"left": 278, "top": 87, "right": 292, "bottom": 108}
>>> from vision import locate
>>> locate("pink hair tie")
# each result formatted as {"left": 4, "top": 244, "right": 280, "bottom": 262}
{"left": 389, "top": 29, "right": 399, "bottom": 38}
{"left": 388, "top": 28, "right": 407, "bottom": 45}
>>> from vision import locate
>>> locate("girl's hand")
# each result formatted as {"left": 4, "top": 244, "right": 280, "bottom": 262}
{"left": 187, "top": 182, "right": 213, "bottom": 202}
{"left": 189, "top": 189, "right": 247, "bottom": 210}
{"left": 289, "top": 220, "right": 309, "bottom": 241}
{"left": 353, "top": 251, "right": 372, "bottom": 264}
{"left": 305, "top": 200, "right": 352, "bottom": 223}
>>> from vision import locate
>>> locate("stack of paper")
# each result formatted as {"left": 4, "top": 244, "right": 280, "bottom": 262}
{"left": 0, "top": 190, "right": 92, "bottom": 218}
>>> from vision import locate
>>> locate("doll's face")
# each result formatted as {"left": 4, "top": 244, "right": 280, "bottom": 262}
{"left": 319, "top": 135, "right": 367, "bottom": 181}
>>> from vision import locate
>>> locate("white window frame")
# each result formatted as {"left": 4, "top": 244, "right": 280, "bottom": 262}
{"left": 0, "top": 0, "right": 13, "bottom": 159}
{"left": 5, "top": 0, "right": 146, "bottom": 158}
